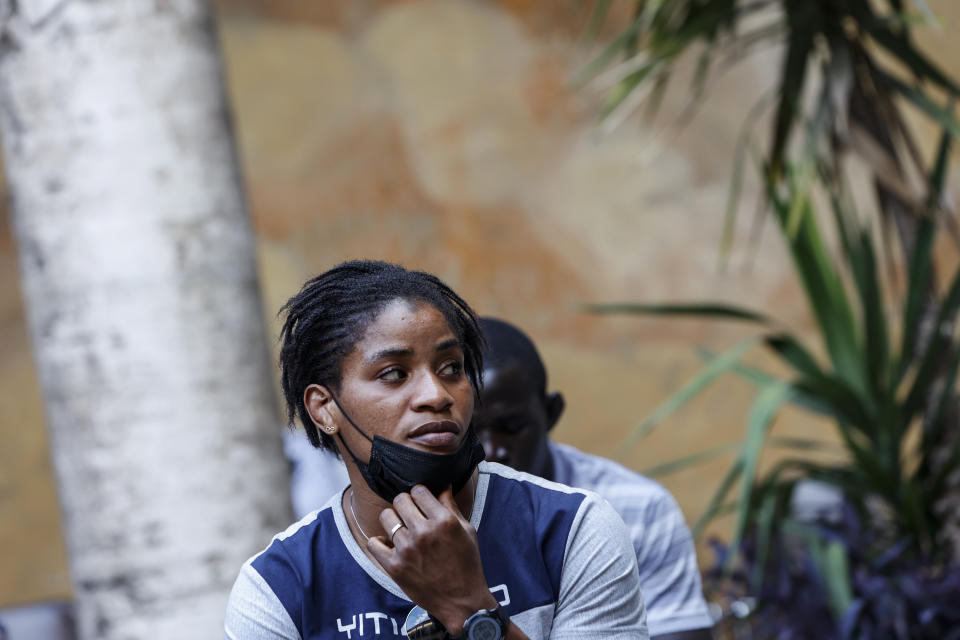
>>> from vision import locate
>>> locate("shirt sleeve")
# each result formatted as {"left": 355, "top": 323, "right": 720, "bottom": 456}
{"left": 224, "top": 562, "right": 301, "bottom": 640}
{"left": 550, "top": 492, "right": 649, "bottom": 639}
{"left": 630, "top": 492, "right": 713, "bottom": 636}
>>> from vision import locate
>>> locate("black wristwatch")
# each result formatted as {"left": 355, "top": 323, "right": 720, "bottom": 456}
{"left": 450, "top": 605, "right": 510, "bottom": 640}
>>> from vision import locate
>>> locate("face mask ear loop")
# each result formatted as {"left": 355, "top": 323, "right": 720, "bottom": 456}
{"left": 328, "top": 392, "right": 373, "bottom": 466}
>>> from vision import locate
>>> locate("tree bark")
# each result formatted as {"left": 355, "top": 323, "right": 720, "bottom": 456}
{"left": 0, "top": 1, "right": 292, "bottom": 638}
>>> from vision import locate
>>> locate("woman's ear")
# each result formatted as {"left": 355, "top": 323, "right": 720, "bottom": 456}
{"left": 305, "top": 384, "right": 338, "bottom": 436}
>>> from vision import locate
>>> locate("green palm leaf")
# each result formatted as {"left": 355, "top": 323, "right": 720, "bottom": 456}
{"left": 616, "top": 338, "right": 759, "bottom": 454}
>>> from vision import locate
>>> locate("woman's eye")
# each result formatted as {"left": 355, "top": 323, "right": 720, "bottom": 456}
{"left": 379, "top": 369, "right": 405, "bottom": 382}
{"left": 439, "top": 361, "right": 463, "bottom": 377}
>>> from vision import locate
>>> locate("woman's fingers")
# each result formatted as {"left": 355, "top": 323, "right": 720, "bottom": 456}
{"left": 367, "top": 535, "right": 397, "bottom": 567}
{"left": 436, "top": 487, "right": 467, "bottom": 523}
{"left": 378, "top": 505, "right": 403, "bottom": 531}
{"left": 377, "top": 486, "right": 468, "bottom": 553}
{"left": 390, "top": 491, "right": 429, "bottom": 533}
{"left": 437, "top": 487, "right": 478, "bottom": 544}
{"left": 408, "top": 485, "right": 454, "bottom": 520}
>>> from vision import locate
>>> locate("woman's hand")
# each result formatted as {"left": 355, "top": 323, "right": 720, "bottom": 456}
{"left": 367, "top": 485, "right": 498, "bottom": 636}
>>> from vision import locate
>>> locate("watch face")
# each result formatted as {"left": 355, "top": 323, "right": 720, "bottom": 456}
{"left": 468, "top": 617, "right": 502, "bottom": 640}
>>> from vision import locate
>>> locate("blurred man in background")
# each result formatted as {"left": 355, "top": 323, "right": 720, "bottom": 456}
{"left": 474, "top": 318, "right": 714, "bottom": 640}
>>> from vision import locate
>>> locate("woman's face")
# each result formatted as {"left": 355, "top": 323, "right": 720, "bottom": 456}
{"left": 329, "top": 298, "right": 475, "bottom": 456}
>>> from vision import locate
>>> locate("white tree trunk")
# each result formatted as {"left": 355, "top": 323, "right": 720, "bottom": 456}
{"left": 0, "top": 2, "right": 292, "bottom": 638}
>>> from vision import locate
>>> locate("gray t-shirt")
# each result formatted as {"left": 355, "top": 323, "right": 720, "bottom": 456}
{"left": 551, "top": 442, "right": 713, "bottom": 636}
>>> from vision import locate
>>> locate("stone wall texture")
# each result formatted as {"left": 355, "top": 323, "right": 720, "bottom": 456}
{"left": 2, "top": 0, "right": 958, "bottom": 606}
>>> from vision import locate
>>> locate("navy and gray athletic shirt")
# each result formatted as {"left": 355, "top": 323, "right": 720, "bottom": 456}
{"left": 225, "top": 461, "right": 649, "bottom": 639}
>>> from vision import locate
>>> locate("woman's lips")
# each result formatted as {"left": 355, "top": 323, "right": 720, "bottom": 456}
{"left": 409, "top": 431, "right": 460, "bottom": 448}
{"left": 408, "top": 421, "right": 460, "bottom": 449}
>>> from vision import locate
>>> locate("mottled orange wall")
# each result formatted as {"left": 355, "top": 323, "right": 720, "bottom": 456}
{"left": 1, "top": 0, "right": 958, "bottom": 607}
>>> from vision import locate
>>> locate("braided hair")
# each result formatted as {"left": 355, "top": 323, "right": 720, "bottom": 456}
{"left": 278, "top": 260, "right": 485, "bottom": 453}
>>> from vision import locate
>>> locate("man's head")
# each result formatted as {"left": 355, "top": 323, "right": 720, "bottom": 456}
{"left": 474, "top": 318, "right": 564, "bottom": 479}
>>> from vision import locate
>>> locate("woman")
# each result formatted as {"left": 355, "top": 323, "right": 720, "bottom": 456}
{"left": 225, "top": 261, "right": 648, "bottom": 639}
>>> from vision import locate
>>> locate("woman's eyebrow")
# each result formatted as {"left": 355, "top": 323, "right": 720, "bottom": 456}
{"left": 365, "top": 347, "right": 412, "bottom": 365}
{"left": 364, "top": 338, "right": 460, "bottom": 365}
{"left": 435, "top": 338, "right": 460, "bottom": 352}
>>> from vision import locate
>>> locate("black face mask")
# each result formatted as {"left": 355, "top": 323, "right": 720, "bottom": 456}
{"left": 331, "top": 395, "right": 485, "bottom": 503}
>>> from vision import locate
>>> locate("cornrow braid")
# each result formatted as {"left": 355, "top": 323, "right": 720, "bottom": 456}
{"left": 278, "top": 260, "right": 485, "bottom": 453}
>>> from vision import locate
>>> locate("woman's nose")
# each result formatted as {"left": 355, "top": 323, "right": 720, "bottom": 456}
{"left": 411, "top": 371, "right": 454, "bottom": 411}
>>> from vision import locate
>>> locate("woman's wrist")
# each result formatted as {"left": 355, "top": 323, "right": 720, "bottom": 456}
{"left": 434, "top": 591, "right": 500, "bottom": 636}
